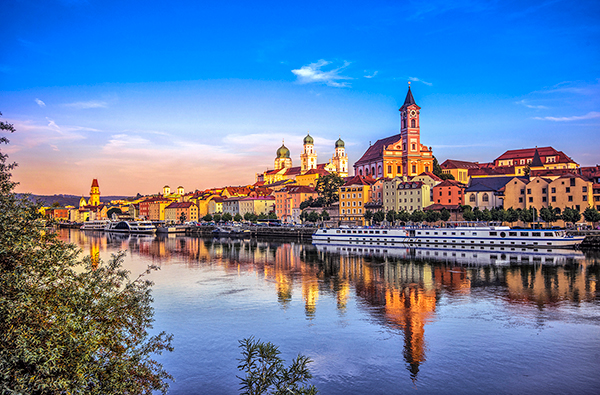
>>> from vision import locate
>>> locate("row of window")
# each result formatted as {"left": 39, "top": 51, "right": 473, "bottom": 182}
{"left": 341, "top": 208, "right": 362, "bottom": 214}
{"left": 341, "top": 193, "right": 362, "bottom": 199}
{"left": 520, "top": 186, "right": 587, "bottom": 194}
{"left": 341, "top": 201, "right": 362, "bottom": 207}
{"left": 518, "top": 195, "right": 586, "bottom": 203}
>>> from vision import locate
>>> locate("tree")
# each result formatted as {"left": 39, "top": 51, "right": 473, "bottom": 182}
{"left": 179, "top": 212, "right": 187, "bottom": 223}
{"left": 268, "top": 212, "right": 278, "bottom": 220}
{"left": 410, "top": 210, "right": 425, "bottom": 223}
{"left": 539, "top": 206, "right": 558, "bottom": 226}
{"left": 244, "top": 212, "right": 258, "bottom": 222}
{"left": 364, "top": 210, "right": 373, "bottom": 225}
{"left": 234, "top": 213, "right": 243, "bottom": 222}
{"left": 237, "top": 337, "right": 317, "bottom": 395}
{"left": 0, "top": 114, "right": 173, "bottom": 393}
{"left": 222, "top": 212, "right": 233, "bottom": 222}
{"left": 440, "top": 208, "right": 451, "bottom": 222}
{"left": 372, "top": 210, "right": 385, "bottom": 224}
{"left": 425, "top": 210, "right": 441, "bottom": 224}
{"left": 321, "top": 210, "right": 330, "bottom": 221}
{"left": 480, "top": 208, "right": 492, "bottom": 222}
{"left": 583, "top": 207, "right": 600, "bottom": 228}
{"left": 506, "top": 207, "right": 519, "bottom": 225}
{"left": 307, "top": 211, "right": 320, "bottom": 223}
{"left": 258, "top": 213, "right": 268, "bottom": 220}
{"left": 203, "top": 213, "right": 213, "bottom": 222}
{"left": 462, "top": 207, "right": 475, "bottom": 221}
{"left": 519, "top": 207, "right": 534, "bottom": 224}
{"left": 561, "top": 207, "right": 581, "bottom": 227}
{"left": 386, "top": 210, "right": 396, "bottom": 223}
{"left": 213, "top": 213, "right": 222, "bottom": 222}
{"left": 397, "top": 210, "right": 410, "bottom": 223}
{"left": 315, "top": 173, "right": 345, "bottom": 207}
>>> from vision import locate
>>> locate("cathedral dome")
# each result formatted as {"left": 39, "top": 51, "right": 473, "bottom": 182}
{"left": 303, "top": 133, "right": 314, "bottom": 145}
{"left": 335, "top": 137, "right": 345, "bottom": 148}
{"left": 276, "top": 144, "right": 290, "bottom": 158}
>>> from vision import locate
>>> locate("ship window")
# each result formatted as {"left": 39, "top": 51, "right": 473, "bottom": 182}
{"left": 425, "top": 232, "right": 430, "bottom": 235}
{"left": 532, "top": 232, "right": 541, "bottom": 237}
{"left": 443, "top": 232, "right": 447, "bottom": 235}
{"left": 500, "top": 232, "right": 506, "bottom": 238}
{"left": 489, "top": 232, "right": 497, "bottom": 236}
{"left": 509, "top": 232, "right": 517, "bottom": 236}
{"left": 472, "top": 232, "right": 477, "bottom": 235}
{"left": 452, "top": 232, "right": 456, "bottom": 235}
{"left": 460, "top": 232, "right": 465, "bottom": 235}
{"left": 370, "top": 231, "right": 374, "bottom": 234}
{"left": 383, "top": 231, "right": 388, "bottom": 234}
{"left": 358, "top": 230, "right": 362, "bottom": 234}
{"left": 417, "top": 231, "right": 421, "bottom": 235}
{"left": 544, "top": 233, "right": 554, "bottom": 237}
{"left": 520, "top": 232, "right": 528, "bottom": 236}
{"left": 375, "top": 231, "right": 380, "bottom": 234}
{"left": 353, "top": 230, "right": 357, "bottom": 234}
{"left": 336, "top": 230, "right": 340, "bottom": 233}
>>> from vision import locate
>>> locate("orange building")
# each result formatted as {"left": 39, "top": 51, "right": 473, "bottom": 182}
{"left": 164, "top": 201, "right": 198, "bottom": 223}
{"left": 339, "top": 175, "right": 376, "bottom": 224}
{"left": 432, "top": 179, "right": 466, "bottom": 206}
{"left": 274, "top": 185, "right": 318, "bottom": 223}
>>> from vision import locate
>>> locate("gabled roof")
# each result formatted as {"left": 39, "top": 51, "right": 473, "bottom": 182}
{"left": 166, "top": 202, "right": 194, "bottom": 209}
{"left": 434, "top": 179, "right": 466, "bottom": 188}
{"left": 354, "top": 134, "right": 402, "bottom": 166}
{"left": 466, "top": 176, "right": 527, "bottom": 192}
{"left": 530, "top": 148, "right": 544, "bottom": 167}
{"left": 343, "top": 175, "right": 377, "bottom": 186}
{"left": 440, "top": 159, "right": 480, "bottom": 170}
{"left": 415, "top": 171, "right": 442, "bottom": 181}
{"left": 303, "top": 168, "right": 330, "bottom": 176}
{"left": 494, "top": 146, "right": 577, "bottom": 165}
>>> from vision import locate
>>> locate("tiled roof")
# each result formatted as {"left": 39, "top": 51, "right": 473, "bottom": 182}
{"left": 343, "top": 175, "right": 377, "bottom": 186}
{"left": 416, "top": 171, "right": 442, "bottom": 181}
{"left": 166, "top": 202, "right": 194, "bottom": 209}
{"left": 466, "top": 176, "right": 526, "bottom": 192}
{"left": 440, "top": 159, "right": 480, "bottom": 170}
{"left": 494, "top": 146, "right": 576, "bottom": 165}
{"left": 354, "top": 134, "right": 402, "bottom": 166}
{"left": 91, "top": 179, "right": 99, "bottom": 188}
{"left": 434, "top": 179, "right": 466, "bottom": 188}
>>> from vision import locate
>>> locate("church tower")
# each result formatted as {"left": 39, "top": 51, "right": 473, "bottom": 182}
{"left": 300, "top": 133, "right": 317, "bottom": 174}
{"left": 89, "top": 179, "right": 100, "bottom": 206}
{"left": 274, "top": 141, "right": 292, "bottom": 170}
{"left": 331, "top": 137, "right": 348, "bottom": 177}
{"left": 399, "top": 82, "right": 422, "bottom": 177}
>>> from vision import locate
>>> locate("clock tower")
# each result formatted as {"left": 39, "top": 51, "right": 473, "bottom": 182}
{"left": 399, "top": 82, "right": 422, "bottom": 177}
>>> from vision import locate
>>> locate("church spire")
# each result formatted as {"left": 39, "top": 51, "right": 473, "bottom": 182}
{"left": 403, "top": 82, "right": 416, "bottom": 107}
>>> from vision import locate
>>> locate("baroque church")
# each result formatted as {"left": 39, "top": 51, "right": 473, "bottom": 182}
{"left": 257, "top": 133, "right": 348, "bottom": 185}
{"left": 353, "top": 83, "right": 434, "bottom": 179}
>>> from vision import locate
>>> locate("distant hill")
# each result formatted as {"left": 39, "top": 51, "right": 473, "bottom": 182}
{"left": 17, "top": 194, "right": 135, "bottom": 208}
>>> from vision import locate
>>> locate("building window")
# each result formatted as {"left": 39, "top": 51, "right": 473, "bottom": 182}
{"left": 583, "top": 195, "right": 588, "bottom": 201}
{"left": 566, "top": 187, "right": 570, "bottom": 193}
{"left": 470, "top": 195, "right": 475, "bottom": 202}
{"left": 551, "top": 187, "right": 556, "bottom": 193}
{"left": 542, "top": 188, "right": 547, "bottom": 194}
{"left": 412, "top": 165, "right": 416, "bottom": 173}
{"left": 568, "top": 196, "right": 573, "bottom": 202}
{"left": 529, "top": 197, "right": 533, "bottom": 203}
{"left": 542, "top": 197, "right": 547, "bottom": 202}
{"left": 397, "top": 165, "right": 401, "bottom": 173}
{"left": 482, "top": 194, "right": 489, "bottom": 202}
{"left": 570, "top": 178, "right": 576, "bottom": 187}
{"left": 411, "top": 143, "right": 416, "bottom": 151}
{"left": 552, "top": 196, "right": 556, "bottom": 202}
{"left": 520, "top": 189, "right": 525, "bottom": 195}
{"left": 411, "top": 119, "right": 416, "bottom": 128}
{"left": 527, "top": 189, "right": 531, "bottom": 194}
{"left": 583, "top": 186, "right": 588, "bottom": 193}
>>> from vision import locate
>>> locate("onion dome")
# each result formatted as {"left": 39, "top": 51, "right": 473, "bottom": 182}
{"left": 303, "top": 133, "right": 314, "bottom": 145}
{"left": 335, "top": 137, "right": 345, "bottom": 148}
{"left": 276, "top": 143, "right": 290, "bottom": 158}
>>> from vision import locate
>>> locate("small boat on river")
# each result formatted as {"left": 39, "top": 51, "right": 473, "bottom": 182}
{"left": 104, "top": 221, "right": 156, "bottom": 234}
{"left": 212, "top": 225, "right": 251, "bottom": 237}
{"left": 313, "top": 222, "right": 584, "bottom": 249}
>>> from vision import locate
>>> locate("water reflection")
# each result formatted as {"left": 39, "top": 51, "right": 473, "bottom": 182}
{"left": 61, "top": 229, "right": 600, "bottom": 386}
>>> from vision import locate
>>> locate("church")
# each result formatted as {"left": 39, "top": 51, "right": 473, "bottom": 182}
{"left": 353, "top": 83, "right": 434, "bottom": 178}
{"left": 257, "top": 133, "right": 348, "bottom": 185}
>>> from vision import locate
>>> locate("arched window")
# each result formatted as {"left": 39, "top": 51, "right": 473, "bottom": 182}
{"left": 411, "top": 119, "right": 416, "bottom": 128}
{"left": 482, "top": 193, "right": 489, "bottom": 202}
{"left": 372, "top": 166, "right": 376, "bottom": 175}
{"left": 365, "top": 168, "right": 369, "bottom": 175}
{"left": 378, "top": 165, "right": 382, "bottom": 176}
{"left": 469, "top": 194, "right": 476, "bottom": 203}
{"left": 359, "top": 169, "right": 363, "bottom": 176}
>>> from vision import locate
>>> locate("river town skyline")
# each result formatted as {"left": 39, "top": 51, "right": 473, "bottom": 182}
{"left": 2, "top": 0, "right": 599, "bottom": 196}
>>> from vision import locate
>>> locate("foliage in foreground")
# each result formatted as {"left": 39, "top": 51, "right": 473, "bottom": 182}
{"left": 0, "top": 114, "right": 173, "bottom": 394}
{"left": 237, "top": 337, "right": 318, "bottom": 395}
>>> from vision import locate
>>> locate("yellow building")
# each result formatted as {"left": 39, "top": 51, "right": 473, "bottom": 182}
{"left": 440, "top": 159, "right": 480, "bottom": 184}
{"left": 353, "top": 84, "right": 433, "bottom": 179}
{"left": 164, "top": 202, "right": 198, "bottom": 223}
{"left": 339, "top": 175, "right": 376, "bottom": 224}
{"left": 493, "top": 146, "right": 579, "bottom": 176}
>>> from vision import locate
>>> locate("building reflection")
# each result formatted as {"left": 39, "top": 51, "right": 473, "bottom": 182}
{"left": 59, "top": 229, "right": 600, "bottom": 382}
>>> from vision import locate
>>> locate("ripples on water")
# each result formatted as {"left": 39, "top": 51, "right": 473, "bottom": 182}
{"left": 59, "top": 229, "right": 600, "bottom": 395}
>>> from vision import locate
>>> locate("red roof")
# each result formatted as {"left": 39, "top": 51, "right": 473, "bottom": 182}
{"left": 166, "top": 202, "right": 194, "bottom": 209}
{"left": 343, "top": 175, "right": 377, "bottom": 186}
{"left": 303, "top": 168, "right": 330, "bottom": 176}
{"left": 416, "top": 171, "right": 442, "bottom": 181}
{"left": 440, "top": 159, "right": 480, "bottom": 170}
{"left": 91, "top": 179, "right": 99, "bottom": 188}
{"left": 434, "top": 179, "right": 466, "bottom": 188}
{"left": 494, "top": 146, "right": 576, "bottom": 165}
{"left": 354, "top": 134, "right": 402, "bottom": 166}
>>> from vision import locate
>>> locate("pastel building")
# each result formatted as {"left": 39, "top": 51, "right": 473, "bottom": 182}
{"left": 339, "top": 175, "right": 376, "bottom": 224}
{"left": 165, "top": 202, "right": 198, "bottom": 223}
{"left": 432, "top": 179, "right": 466, "bottom": 206}
{"left": 274, "top": 185, "right": 318, "bottom": 223}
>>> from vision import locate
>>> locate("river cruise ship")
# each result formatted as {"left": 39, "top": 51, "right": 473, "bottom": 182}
{"left": 104, "top": 221, "right": 156, "bottom": 234}
{"left": 80, "top": 219, "right": 111, "bottom": 230}
{"left": 312, "top": 222, "right": 584, "bottom": 249}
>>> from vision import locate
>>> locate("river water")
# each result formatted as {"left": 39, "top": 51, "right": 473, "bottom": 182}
{"left": 59, "top": 229, "right": 600, "bottom": 395}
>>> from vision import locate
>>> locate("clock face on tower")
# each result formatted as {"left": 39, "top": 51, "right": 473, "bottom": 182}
{"left": 410, "top": 110, "right": 417, "bottom": 117}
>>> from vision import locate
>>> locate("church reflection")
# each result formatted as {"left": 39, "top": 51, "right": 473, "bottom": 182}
{"left": 59, "top": 229, "right": 600, "bottom": 382}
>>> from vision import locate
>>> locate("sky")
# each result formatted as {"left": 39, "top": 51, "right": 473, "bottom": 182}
{"left": 1, "top": 0, "right": 599, "bottom": 196}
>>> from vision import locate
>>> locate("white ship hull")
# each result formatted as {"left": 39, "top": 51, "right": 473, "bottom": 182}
{"left": 104, "top": 221, "right": 156, "bottom": 234}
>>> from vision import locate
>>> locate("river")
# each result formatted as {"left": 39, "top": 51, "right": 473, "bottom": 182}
{"left": 59, "top": 229, "right": 600, "bottom": 394}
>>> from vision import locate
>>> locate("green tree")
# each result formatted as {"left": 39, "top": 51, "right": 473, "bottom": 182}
{"left": 397, "top": 210, "right": 410, "bottom": 223}
{"left": 539, "top": 206, "right": 558, "bottom": 226}
{"left": 583, "top": 207, "right": 600, "bottom": 228}
{"left": 372, "top": 210, "right": 385, "bottom": 224}
{"left": 440, "top": 208, "right": 451, "bottom": 222}
{"left": 234, "top": 213, "right": 243, "bottom": 222}
{"left": 213, "top": 213, "right": 222, "bottom": 222}
{"left": 425, "top": 210, "right": 441, "bottom": 224}
{"left": 386, "top": 210, "right": 396, "bottom": 223}
{"left": 0, "top": 114, "right": 173, "bottom": 393}
{"left": 222, "top": 212, "right": 233, "bottom": 222}
{"left": 519, "top": 207, "right": 534, "bottom": 224}
{"left": 432, "top": 157, "right": 455, "bottom": 180}
{"left": 561, "top": 207, "right": 581, "bottom": 227}
{"left": 410, "top": 210, "right": 426, "bottom": 223}
{"left": 268, "top": 212, "right": 278, "bottom": 220}
{"left": 244, "top": 212, "right": 258, "bottom": 222}
{"left": 179, "top": 212, "right": 187, "bottom": 223}
{"left": 505, "top": 207, "right": 519, "bottom": 224}
{"left": 203, "top": 213, "right": 213, "bottom": 222}
{"left": 462, "top": 207, "right": 475, "bottom": 221}
{"left": 315, "top": 173, "right": 345, "bottom": 207}
{"left": 364, "top": 210, "right": 373, "bottom": 225}
{"left": 299, "top": 197, "right": 313, "bottom": 210}
{"left": 258, "top": 213, "right": 268, "bottom": 220}
{"left": 307, "top": 211, "right": 320, "bottom": 223}
{"left": 237, "top": 337, "right": 317, "bottom": 395}
{"left": 321, "top": 210, "right": 330, "bottom": 221}
{"left": 481, "top": 208, "right": 492, "bottom": 222}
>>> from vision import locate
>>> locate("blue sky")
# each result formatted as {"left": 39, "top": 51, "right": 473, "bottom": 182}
{"left": 1, "top": 0, "right": 599, "bottom": 195}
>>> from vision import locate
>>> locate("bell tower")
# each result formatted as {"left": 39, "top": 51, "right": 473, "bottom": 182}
{"left": 300, "top": 133, "right": 317, "bottom": 174}
{"left": 399, "top": 82, "right": 422, "bottom": 177}
{"left": 89, "top": 179, "right": 100, "bottom": 206}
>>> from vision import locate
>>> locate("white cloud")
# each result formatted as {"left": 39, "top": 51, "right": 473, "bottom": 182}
{"left": 515, "top": 100, "right": 547, "bottom": 109}
{"left": 291, "top": 60, "right": 352, "bottom": 88}
{"left": 364, "top": 71, "right": 378, "bottom": 79}
{"left": 408, "top": 76, "right": 432, "bottom": 86}
{"left": 65, "top": 100, "right": 108, "bottom": 109}
{"left": 533, "top": 111, "right": 600, "bottom": 122}
{"left": 35, "top": 98, "right": 46, "bottom": 107}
